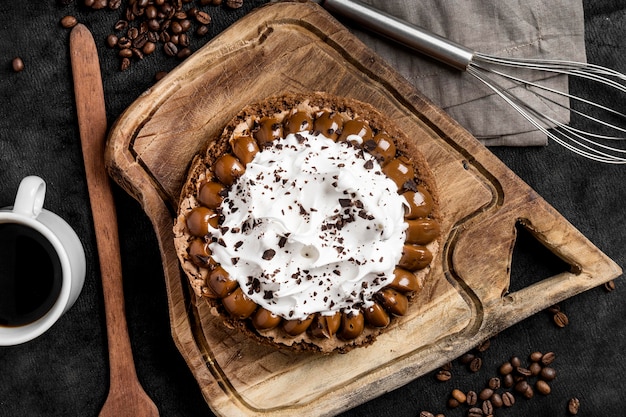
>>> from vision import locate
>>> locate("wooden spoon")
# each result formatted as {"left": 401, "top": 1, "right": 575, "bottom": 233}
{"left": 70, "top": 24, "right": 159, "bottom": 417}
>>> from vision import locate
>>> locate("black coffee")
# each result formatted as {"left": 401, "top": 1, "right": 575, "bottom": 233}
{"left": 0, "top": 223, "right": 62, "bottom": 327}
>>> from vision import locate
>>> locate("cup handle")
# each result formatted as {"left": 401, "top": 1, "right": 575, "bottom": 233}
{"left": 12, "top": 176, "right": 46, "bottom": 218}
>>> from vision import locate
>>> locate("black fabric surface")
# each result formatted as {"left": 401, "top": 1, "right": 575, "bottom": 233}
{"left": 0, "top": 1, "right": 624, "bottom": 416}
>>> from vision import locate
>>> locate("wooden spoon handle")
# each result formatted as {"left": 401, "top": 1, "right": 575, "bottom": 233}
{"left": 70, "top": 23, "right": 138, "bottom": 387}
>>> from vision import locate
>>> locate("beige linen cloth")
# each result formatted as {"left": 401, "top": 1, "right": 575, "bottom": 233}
{"left": 351, "top": 0, "right": 587, "bottom": 146}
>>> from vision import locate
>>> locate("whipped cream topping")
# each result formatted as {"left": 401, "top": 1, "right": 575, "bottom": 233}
{"left": 209, "top": 131, "right": 407, "bottom": 320}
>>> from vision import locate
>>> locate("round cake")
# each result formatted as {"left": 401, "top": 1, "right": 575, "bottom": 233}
{"left": 173, "top": 92, "right": 441, "bottom": 353}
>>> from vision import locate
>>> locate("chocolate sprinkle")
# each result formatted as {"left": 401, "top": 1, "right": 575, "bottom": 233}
{"left": 262, "top": 249, "right": 276, "bottom": 260}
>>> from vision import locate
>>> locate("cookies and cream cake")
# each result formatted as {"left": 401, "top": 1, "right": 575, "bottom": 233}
{"left": 173, "top": 92, "right": 441, "bottom": 353}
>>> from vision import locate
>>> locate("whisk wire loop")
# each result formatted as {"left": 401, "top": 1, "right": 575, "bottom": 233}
{"left": 318, "top": 0, "right": 626, "bottom": 164}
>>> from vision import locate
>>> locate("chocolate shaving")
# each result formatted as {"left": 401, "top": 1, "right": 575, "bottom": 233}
{"left": 262, "top": 249, "right": 276, "bottom": 260}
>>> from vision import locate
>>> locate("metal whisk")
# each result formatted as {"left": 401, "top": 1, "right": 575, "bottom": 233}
{"left": 313, "top": 0, "right": 626, "bottom": 164}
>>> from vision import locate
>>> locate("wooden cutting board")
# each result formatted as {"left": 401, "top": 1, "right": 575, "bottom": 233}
{"left": 105, "top": 2, "right": 621, "bottom": 416}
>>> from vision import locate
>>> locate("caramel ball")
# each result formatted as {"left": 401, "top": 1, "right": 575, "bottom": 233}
{"left": 382, "top": 156, "right": 415, "bottom": 190}
{"left": 208, "top": 265, "right": 238, "bottom": 297}
{"left": 364, "top": 302, "right": 391, "bottom": 327}
{"left": 313, "top": 111, "right": 343, "bottom": 140}
{"left": 405, "top": 218, "right": 441, "bottom": 245}
{"left": 377, "top": 288, "right": 408, "bottom": 316}
{"left": 284, "top": 111, "right": 313, "bottom": 135}
{"left": 309, "top": 312, "right": 341, "bottom": 339}
{"left": 363, "top": 132, "right": 396, "bottom": 165}
{"left": 231, "top": 135, "right": 259, "bottom": 165}
{"left": 402, "top": 186, "right": 434, "bottom": 219}
{"left": 222, "top": 287, "right": 257, "bottom": 319}
{"left": 253, "top": 117, "right": 282, "bottom": 146}
{"left": 387, "top": 267, "right": 422, "bottom": 293}
{"left": 338, "top": 311, "right": 365, "bottom": 340}
{"left": 283, "top": 315, "right": 314, "bottom": 336}
{"left": 337, "top": 119, "right": 373, "bottom": 143}
{"left": 214, "top": 154, "right": 245, "bottom": 186}
{"left": 398, "top": 245, "right": 433, "bottom": 271}
{"left": 188, "top": 238, "right": 214, "bottom": 268}
{"left": 186, "top": 206, "right": 219, "bottom": 237}
{"left": 252, "top": 307, "right": 282, "bottom": 330}
{"left": 198, "top": 181, "right": 226, "bottom": 209}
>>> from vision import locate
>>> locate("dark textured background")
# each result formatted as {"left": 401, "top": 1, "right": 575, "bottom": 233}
{"left": 0, "top": 1, "right": 624, "bottom": 416}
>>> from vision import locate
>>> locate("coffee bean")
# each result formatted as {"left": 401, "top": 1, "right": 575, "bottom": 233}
{"left": 490, "top": 393, "right": 503, "bottom": 408}
{"left": 118, "top": 48, "right": 133, "bottom": 58}
{"left": 84, "top": 0, "right": 95, "bottom": 7}
{"left": 476, "top": 339, "right": 490, "bottom": 352}
{"left": 467, "top": 407, "right": 483, "bottom": 417}
{"left": 196, "top": 24, "right": 209, "bottom": 36}
{"left": 516, "top": 366, "right": 532, "bottom": 377}
{"left": 478, "top": 388, "right": 493, "bottom": 401}
{"left": 436, "top": 370, "right": 452, "bottom": 382}
{"left": 60, "top": 15, "right": 78, "bottom": 28}
{"left": 541, "top": 351, "right": 556, "bottom": 366}
{"left": 154, "top": 70, "right": 168, "bottom": 81}
{"left": 142, "top": 41, "right": 156, "bottom": 55}
{"left": 419, "top": 412, "right": 434, "bottom": 417}
{"left": 568, "top": 397, "right": 580, "bottom": 415}
{"left": 482, "top": 400, "right": 493, "bottom": 415}
{"left": 502, "top": 391, "right": 515, "bottom": 407}
{"left": 178, "top": 33, "right": 190, "bottom": 47}
{"left": 196, "top": 11, "right": 211, "bottom": 25}
{"left": 133, "top": 33, "right": 148, "bottom": 49}
{"left": 522, "top": 385, "right": 534, "bottom": 399}
{"left": 466, "top": 390, "right": 478, "bottom": 406}
{"left": 11, "top": 57, "right": 24, "bottom": 72}
{"left": 514, "top": 380, "right": 530, "bottom": 394}
{"left": 529, "top": 362, "right": 542, "bottom": 376}
{"left": 604, "top": 280, "right": 616, "bottom": 292}
{"left": 529, "top": 351, "right": 543, "bottom": 362}
{"left": 176, "top": 47, "right": 191, "bottom": 60}
{"left": 553, "top": 311, "right": 569, "bottom": 327}
{"left": 487, "top": 377, "right": 500, "bottom": 390}
{"left": 460, "top": 353, "right": 475, "bottom": 365}
{"left": 536, "top": 380, "right": 551, "bottom": 395}
{"left": 109, "top": 0, "right": 122, "bottom": 10}
{"left": 448, "top": 397, "right": 460, "bottom": 408}
{"left": 502, "top": 373, "right": 514, "bottom": 388}
{"left": 120, "top": 57, "right": 131, "bottom": 71}
{"left": 441, "top": 362, "right": 453, "bottom": 371}
{"left": 499, "top": 362, "right": 513, "bottom": 375}
{"left": 225, "top": 0, "right": 243, "bottom": 8}
{"left": 163, "top": 41, "right": 178, "bottom": 56}
{"left": 128, "top": 27, "right": 139, "bottom": 40}
{"left": 546, "top": 304, "right": 561, "bottom": 314}
{"left": 106, "top": 34, "right": 119, "bottom": 48}
{"left": 469, "top": 357, "right": 482, "bottom": 372}
{"left": 132, "top": 47, "right": 144, "bottom": 60}
{"left": 117, "top": 37, "right": 132, "bottom": 49}
{"left": 114, "top": 20, "right": 128, "bottom": 31}
{"left": 510, "top": 356, "right": 521, "bottom": 368}
{"left": 451, "top": 389, "right": 466, "bottom": 403}
{"left": 92, "top": 0, "right": 107, "bottom": 10}
{"left": 540, "top": 367, "right": 556, "bottom": 381}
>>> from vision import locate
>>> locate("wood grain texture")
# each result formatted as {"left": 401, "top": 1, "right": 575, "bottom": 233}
{"left": 70, "top": 24, "right": 159, "bottom": 417}
{"left": 104, "top": 3, "right": 621, "bottom": 416}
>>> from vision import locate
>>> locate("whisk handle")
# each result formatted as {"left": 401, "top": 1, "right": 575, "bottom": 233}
{"left": 315, "top": 0, "right": 475, "bottom": 71}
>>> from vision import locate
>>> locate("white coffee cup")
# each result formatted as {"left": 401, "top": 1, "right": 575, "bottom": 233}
{"left": 0, "top": 176, "right": 86, "bottom": 346}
